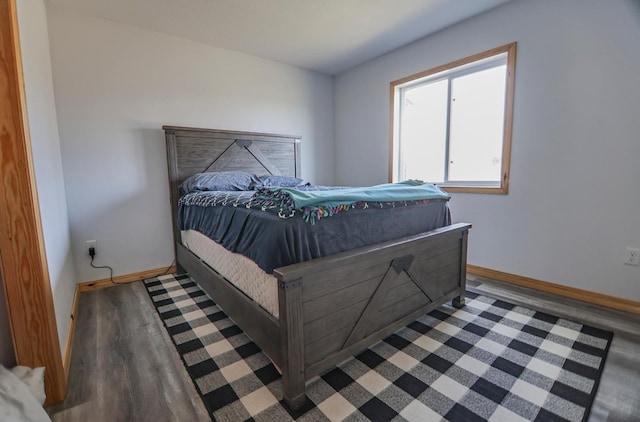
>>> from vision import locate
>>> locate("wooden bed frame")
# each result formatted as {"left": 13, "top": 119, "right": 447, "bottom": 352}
{"left": 164, "top": 126, "right": 471, "bottom": 410}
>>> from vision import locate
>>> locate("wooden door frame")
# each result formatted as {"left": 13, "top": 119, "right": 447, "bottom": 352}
{"left": 0, "top": 0, "right": 66, "bottom": 405}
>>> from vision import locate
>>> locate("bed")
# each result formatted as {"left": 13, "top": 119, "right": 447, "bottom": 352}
{"left": 164, "top": 126, "right": 471, "bottom": 410}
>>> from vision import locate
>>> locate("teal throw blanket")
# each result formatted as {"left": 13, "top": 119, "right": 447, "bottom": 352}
{"left": 253, "top": 180, "right": 450, "bottom": 223}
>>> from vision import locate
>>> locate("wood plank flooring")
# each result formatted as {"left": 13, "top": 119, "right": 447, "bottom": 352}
{"left": 48, "top": 276, "right": 640, "bottom": 421}
{"left": 47, "top": 281, "right": 210, "bottom": 421}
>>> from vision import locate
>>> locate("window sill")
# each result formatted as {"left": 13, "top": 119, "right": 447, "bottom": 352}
{"left": 439, "top": 185, "right": 508, "bottom": 195}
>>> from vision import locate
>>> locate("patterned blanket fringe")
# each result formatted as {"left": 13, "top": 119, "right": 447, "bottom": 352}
{"left": 301, "top": 203, "right": 359, "bottom": 224}
{"left": 253, "top": 188, "right": 431, "bottom": 224}
{"left": 179, "top": 188, "right": 438, "bottom": 225}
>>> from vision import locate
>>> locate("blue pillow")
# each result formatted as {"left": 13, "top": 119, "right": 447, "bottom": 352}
{"left": 252, "top": 175, "right": 304, "bottom": 189}
{"left": 179, "top": 171, "right": 257, "bottom": 194}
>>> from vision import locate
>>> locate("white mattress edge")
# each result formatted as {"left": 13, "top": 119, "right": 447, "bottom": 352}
{"left": 180, "top": 229, "right": 279, "bottom": 318}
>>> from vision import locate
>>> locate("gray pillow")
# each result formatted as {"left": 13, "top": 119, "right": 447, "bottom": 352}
{"left": 252, "top": 175, "right": 304, "bottom": 189}
{"left": 179, "top": 171, "right": 257, "bottom": 194}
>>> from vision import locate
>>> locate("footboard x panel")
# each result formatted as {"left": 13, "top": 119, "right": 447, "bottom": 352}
{"left": 343, "top": 252, "right": 454, "bottom": 349}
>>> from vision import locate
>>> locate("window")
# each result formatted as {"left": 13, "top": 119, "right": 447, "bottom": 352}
{"left": 390, "top": 43, "right": 516, "bottom": 194}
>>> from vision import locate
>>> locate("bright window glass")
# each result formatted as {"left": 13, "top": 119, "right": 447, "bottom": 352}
{"left": 400, "top": 79, "right": 448, "bottom": 183}
{"left": 392, "top": 43, "right": 516, "bottom": 194}
{"left": 448, "top": 65, "right": 506, "bottom": 182}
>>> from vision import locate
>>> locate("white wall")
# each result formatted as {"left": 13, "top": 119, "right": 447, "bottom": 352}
{"left": 335, "top": 0, "right": 640, "bottom": 299}
{"left": 17, "top": 0, "right": 77, "bottom": 354}
{"left": 46, "top": 8, "right": 335, "bottom": 282}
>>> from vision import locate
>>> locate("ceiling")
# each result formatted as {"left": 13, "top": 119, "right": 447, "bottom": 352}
{"left": 46, "top": 0, "right": 512, "bottom": 75}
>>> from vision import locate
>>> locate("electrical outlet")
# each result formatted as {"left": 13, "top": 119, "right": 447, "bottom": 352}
{"left": 86, "top": 240, "right": 97, "bottom": 255}
{"left": 624, "top": 247, "right": 640, "bottom": 266}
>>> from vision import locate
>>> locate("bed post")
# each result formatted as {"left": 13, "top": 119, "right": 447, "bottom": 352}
{"left": 452, "top": 229, "right": 469, "bottom": 309}
{"left": 278, "top": 278, "right": 306, "bottom": 410}
{"left": 164, "top": 128, "right": 185, "bottom": 274}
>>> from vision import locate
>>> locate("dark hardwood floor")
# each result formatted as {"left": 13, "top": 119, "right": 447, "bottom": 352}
{"left": 48, "top": 275, "right": 640, "bottom": 421}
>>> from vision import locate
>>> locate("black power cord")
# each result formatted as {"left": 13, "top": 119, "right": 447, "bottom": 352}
{"left": 88, "top": 246, "right": 119, "bottom": 284}
{"left": 147, "top": 259, "right": 176, "bottom": 279}
{"left": 89, "top": 246, "right": 175, "bottom": 285}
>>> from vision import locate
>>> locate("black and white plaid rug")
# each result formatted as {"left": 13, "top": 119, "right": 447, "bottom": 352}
{"left": 144, "top": 274, "right": 612, "bottom": 422}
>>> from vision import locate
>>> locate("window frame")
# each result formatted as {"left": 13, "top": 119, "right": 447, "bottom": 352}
{"left": 389, "top": 42, "right": 516, "bottom": 194}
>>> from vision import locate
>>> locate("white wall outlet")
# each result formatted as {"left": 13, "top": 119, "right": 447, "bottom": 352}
{"left": 86, "top": 240, "right": 97, "bottom": 254}
{"left": 624, "top": 247, "right": 640, "bottom": 266}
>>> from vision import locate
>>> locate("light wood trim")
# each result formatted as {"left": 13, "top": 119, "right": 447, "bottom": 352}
{"left": 442, "top": 186, "right": 506, "bottom": 195}
{"left": 63, "top": 285, "right": 80, "bottom": 382}
{"left": 388, "top": 82, "right": 396, "bottom": 183}
{"left": 0, "top": 0, "right": 66, "bottom": 405}
{"left": 500, "top": 42, "right": 516, "bottom": 194}
{"left": 391, "top": 42, "right": 516, "bottom": 87}
{"left": 468, "top": 265, "right": 640, "bottom": 315}
{"left": 389, "top": 42, "right": 516, "bottom": 194}
{"left": 78, "top": 266, "right": 177, "bottom": 292}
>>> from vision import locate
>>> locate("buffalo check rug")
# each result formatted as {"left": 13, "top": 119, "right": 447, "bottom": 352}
{"left": 143, "top": 274, "right": 613, "bottom": 422}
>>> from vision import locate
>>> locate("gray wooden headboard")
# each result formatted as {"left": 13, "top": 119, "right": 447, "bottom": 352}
{"left": 163, "top": 126, "right": 301, "bottom": 253}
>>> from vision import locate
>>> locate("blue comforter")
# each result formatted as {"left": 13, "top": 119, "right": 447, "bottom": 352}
{"left": 178, "top": 184, "right": 452, "bottom": 273}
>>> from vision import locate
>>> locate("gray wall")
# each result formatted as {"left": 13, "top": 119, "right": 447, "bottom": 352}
{"left": 46, "top": 8, "right": 335, "bottom": 282}
{"left": 334, "top": 0, "right": 640, "bottom": 299}
{"left": 16, "top": 0, "right": 77, "bottom": 355}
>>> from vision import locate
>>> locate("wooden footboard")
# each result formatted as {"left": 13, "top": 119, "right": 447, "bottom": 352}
{"left": 274, "top": 222, "right": 471, "bottom": 410}
{"left": 177, "top": 222, "right": 470, "bottom": 411}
